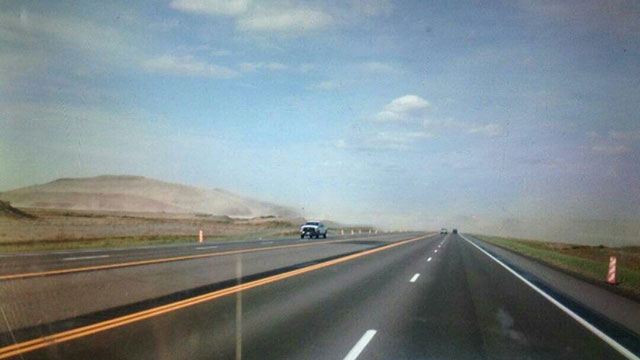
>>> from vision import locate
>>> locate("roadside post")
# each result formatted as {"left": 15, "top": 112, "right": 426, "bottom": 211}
{"left": 199, "top": 230, "right": 203, "bottom": 243}
{"left": 607, "top": 256, "right": 617, "bottom": 284}
{"left": 341, "top": 229, "right": 344, "bottom": 236}
{"left": 351, "top": 229, "right": 354, "bottom": 235}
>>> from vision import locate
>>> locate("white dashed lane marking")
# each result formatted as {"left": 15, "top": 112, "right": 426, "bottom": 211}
{"left": 343, "top": 330, "right": 377, "bottom": 360}
{"left": 63, "top": 255, "right": 110, "bottom": 261}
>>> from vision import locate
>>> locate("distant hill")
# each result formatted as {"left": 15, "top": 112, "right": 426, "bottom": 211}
{"left": 0, "top": 175, "right": 298, "bottom": 218}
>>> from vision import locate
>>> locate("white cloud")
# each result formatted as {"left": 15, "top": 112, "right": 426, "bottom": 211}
{"left": 169, "top": 0, "right": 394, "bottom": 35}
{"left": 515, "top": 0, "right": 640, "bottom": 39}
{"left": 422, "top": 117, "right": 505, "bottom": 138}
{"left": 1, "top": 10, "right": 249, "bottom": 81}
{"left": 169, "top": 0, "right": 250, "bottom": 16}
{"left": 586, "top": 131, "right": 601, "bottom": 138}
{"left": 308, "top": 80, "right": 342, "bottom": 90}
{"left": 239, "top": 62, "right": 287, "bottom": 72}
{"left": 238, "top": 62, "right": 313, "bottom": 73}
{"left": 370, "top": 95, "right": 506, "bottom": 138}
{"left": 385, "top": 95, "right": 430, "bottom": 113}
{"left": 381, "top": 131, "right": 432, "bottom": 142}
{"left": 359, "top": 131, "right": 432, "bottom": 150}
{"left": 169, "top": 0, "right": 332, "bottom": 33}
{"left": 237, "top": 7, "right": 332, "bottom": 32}
{"left": 299, "top": 63, "right": 314, "bottom": 73}
{"left": 152, "top": 18, "right": 182, "bottom": 32}
{"left": 592, "top": 144, "right": 632, "bottom": 155}
{"left": 350, "top": 0, "right": 393, "bottom": 17}
{"left": 373, "top": 95, "right": 431, "bottom": 122}
{"left": 0, "top": 50, "right": 45, "bottom": 78}
{"left": 422, "top": 117, "right": 458, "bottom": 130}
{"left": 211, "top": 49, "right": 232, "bottom": 56}
{"left": 467, "top": 123, "right": 505, "bottom": 137}
{"left": 337, "top": 130, "right": 432, "bottom": 151}
{"left": 142, "top": 55, "right": 239, "bottom": 78}
{"left": 0, "top": 11, "right": 138, "bottom": 61}
{"left": 169, "top": 0, "right": 394, "bottom": 34}
{"left": 358, "top": 61, "right": 399, "bottom": 74}
{"left": 609, "top": 130, "right": 640, "bottom": 141}
{"left": 589, "top": 131, "right": 638, "bottom": 155}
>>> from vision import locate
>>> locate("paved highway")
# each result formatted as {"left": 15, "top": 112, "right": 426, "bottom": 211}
{"left": 1, "top": 233, "right": 638, "bottom": 359}
{"left": 0, "top": 232, "right": 425, "bottom": 329}
{"left": 0, "top": 232, "right": 409, "bottom": 277}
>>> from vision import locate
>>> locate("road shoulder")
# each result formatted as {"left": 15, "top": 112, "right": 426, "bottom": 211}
{"left": 463, "top": 234, "right": 640, "bottom": 338}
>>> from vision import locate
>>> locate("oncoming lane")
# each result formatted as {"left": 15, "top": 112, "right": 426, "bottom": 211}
{"left": 0, "top": 233, "right": 434, "bottom": 333}
{"left": 0, "top": 232, "right": 422, "bottom": 280}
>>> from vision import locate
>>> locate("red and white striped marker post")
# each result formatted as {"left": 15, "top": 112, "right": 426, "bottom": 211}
{"left": 199, "top": 230, "right": 203, "bottom": 243}
{"left": 607, "top": 256, "right": 617, "bottom": 284}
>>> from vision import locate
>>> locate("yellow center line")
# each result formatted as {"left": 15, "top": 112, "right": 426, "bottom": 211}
{"left": 0, "top": 233, "right": 436, "bottom": 359}
{"left": 0, "top": 236, "right": 403, "bottom": 281}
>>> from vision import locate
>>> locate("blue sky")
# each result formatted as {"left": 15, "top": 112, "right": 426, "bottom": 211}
{"left": 1, "top": 0, "right": 639, "bottom": 232}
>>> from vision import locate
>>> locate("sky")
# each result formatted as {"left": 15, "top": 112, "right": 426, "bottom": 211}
{"left": 1, "top": 0, "right": 639, "bottom": 241}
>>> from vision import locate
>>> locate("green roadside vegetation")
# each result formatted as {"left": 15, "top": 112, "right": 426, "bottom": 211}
{"left": 474, "top": 235, "right": 640, "bottom": 300}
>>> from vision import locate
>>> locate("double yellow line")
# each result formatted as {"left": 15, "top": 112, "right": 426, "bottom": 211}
{"left": 2, "top": 237, "right": 386, "bottom": 281}
{"left": 0, "top": 233, "right": 434, "bottom": 359}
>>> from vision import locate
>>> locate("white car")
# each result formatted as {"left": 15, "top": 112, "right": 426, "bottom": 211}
{"left": 440, "top": 228, "right": 448, "bottom": 234}
{"left": 300, "top": 221, "right": 328, "bottom": 239}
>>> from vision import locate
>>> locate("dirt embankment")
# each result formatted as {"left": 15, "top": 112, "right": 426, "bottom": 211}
{"left": 0, "top": 200, "right": 36, "bottom": 219}
{"left": 0, "top": 207, "right": 300, "bottom": 245}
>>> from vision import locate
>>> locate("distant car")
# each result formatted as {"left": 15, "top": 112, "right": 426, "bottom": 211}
{"left": 440, "top": 228, "right": 448, "bottom": 234}
{"left": 300, "top": 222, "right": 328, "bottom": 238}
{"left": 452, "top": 228, "right": 458, "bottom": 234}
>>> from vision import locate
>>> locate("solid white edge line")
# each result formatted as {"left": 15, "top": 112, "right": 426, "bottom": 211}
{"left": 427, "top": 257, "right": 432, "bottom": 262}
{"left": 196, "top": 246, "right": 218, "bottom": 250}
{"left": 410, "top": 273, "right": 420, "bottom": 282}
{"left": 460, "top": 234, "right": 639, "bottom": 360}
{"left": 62, "top": 255, "right": 110, "bottom": 261}
{"left": 343, "top": 330, "right": 377, "bottom": 360}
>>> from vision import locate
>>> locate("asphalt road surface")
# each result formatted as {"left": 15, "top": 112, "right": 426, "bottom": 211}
{"left": 1, "top": 233, "right": 638, "bottom": 359}
{"left": 0, "top": 232, "right": 423, "bottom": 329}
{"left": 0, "top": 232, "right": 408, "bottom": 276}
